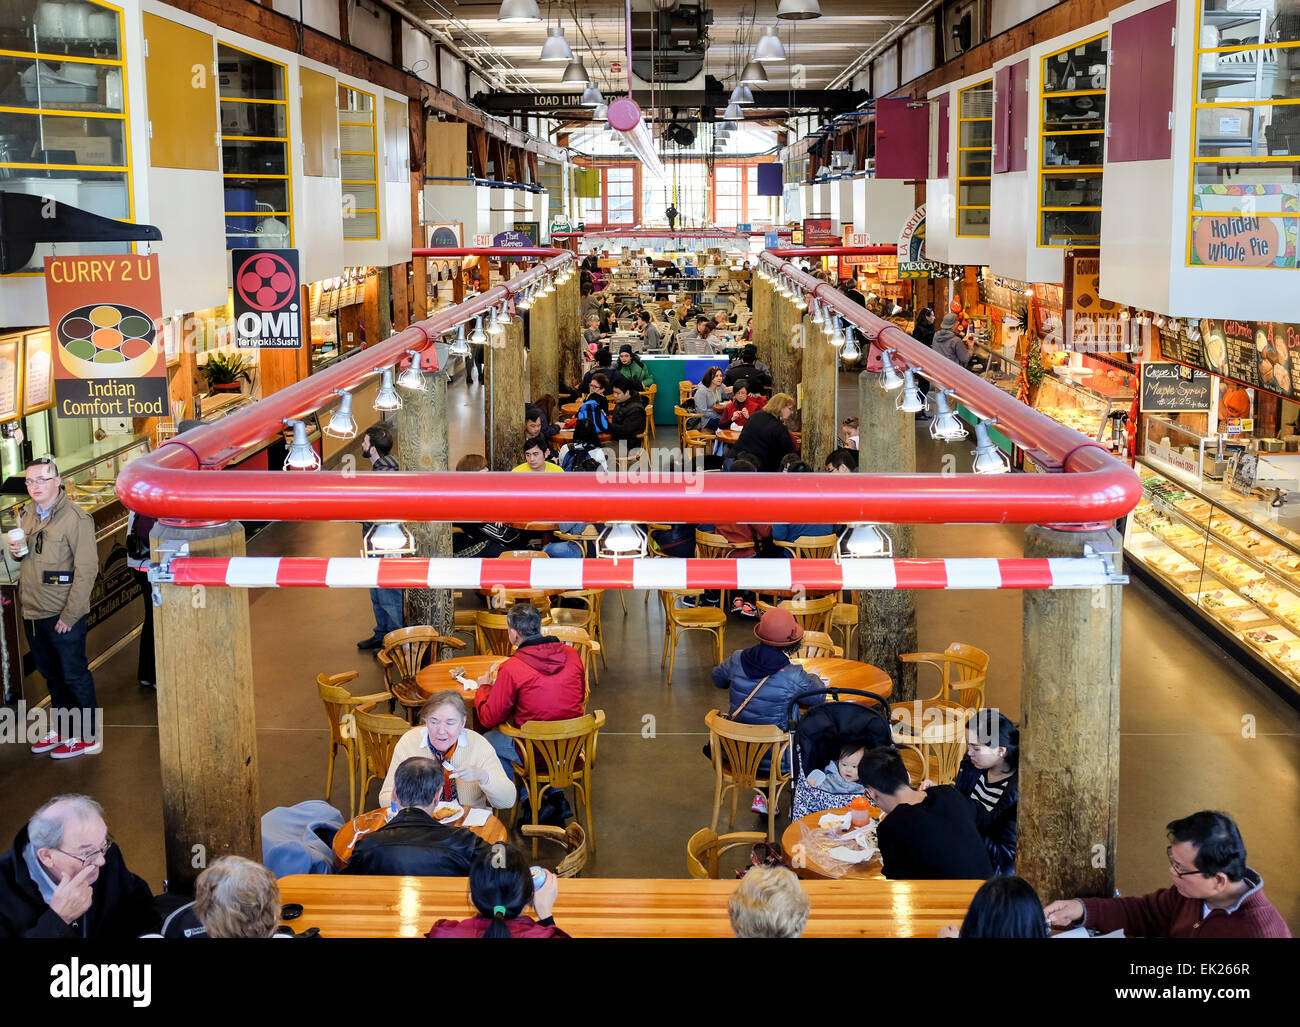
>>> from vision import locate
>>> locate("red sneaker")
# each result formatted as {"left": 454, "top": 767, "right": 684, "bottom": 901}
{"left": 30, "top": 732, "right": 62, "bottom": 754}
{"left": 49, "top": 737, "right": 103, "bottom": 760}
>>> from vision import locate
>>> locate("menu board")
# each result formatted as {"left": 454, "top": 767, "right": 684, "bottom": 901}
{"left": 1227, "top": 452, "right": 1259, "bottom": 497}
{"left": 980, "top": 278, "right": 1026, "bottom": 312}
{"left": 1140, "top": 362, "right": 1213, "bottom": 413}
{"left": 1158, "top": 317, "right": 1300, "bottom": 402}
{"left": 1158, "top": 325, "right": 1202, "bottom": 366}
{"left": 23, "top": 331, "right": 53, "bottom": 413}
{"left": 0, "top": 339, "right": 18, "bottom": 422}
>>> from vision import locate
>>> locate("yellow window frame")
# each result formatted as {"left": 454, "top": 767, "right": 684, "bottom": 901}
{"left": 338, "top": 85, "right": 379, "bottom": 242}
{"left": 1038, "top": 32, "right": 1108, "bottom": 250}
{"left": 956, "top": 79, "right": 994, "bottom": 238}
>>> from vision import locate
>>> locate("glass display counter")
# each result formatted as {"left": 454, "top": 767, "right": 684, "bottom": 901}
{"left": 1033, "top": 372, "right": 1117, "bottom": 441}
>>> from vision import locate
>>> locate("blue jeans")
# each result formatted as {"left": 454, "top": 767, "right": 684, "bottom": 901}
{"left": 25, "top": 615, "right": 98, "bottom": 741}
{"left": 484, "top": 728, "right": 522, "bottom": 778}
{"left": 699, "top": 411, "right": 720, "bottom": 430}
{"left": 369, "top": 587, "right": 404, "bottom": 639}
{"left": 543, "top": 541, "right": 585, "bottom": 559}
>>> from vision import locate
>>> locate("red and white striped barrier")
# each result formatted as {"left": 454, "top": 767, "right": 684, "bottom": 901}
{"left": 163, "top": 557, "right": 1122, "bottom": 591}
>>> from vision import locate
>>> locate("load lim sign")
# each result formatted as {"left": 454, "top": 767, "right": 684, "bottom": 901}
{"left": 232, "top": 249, "right": 303, "bottom": 349}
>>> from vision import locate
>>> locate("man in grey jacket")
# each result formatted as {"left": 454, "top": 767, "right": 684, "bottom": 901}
{"left": 931, "top": 313, "right": 972, "bottom": 368}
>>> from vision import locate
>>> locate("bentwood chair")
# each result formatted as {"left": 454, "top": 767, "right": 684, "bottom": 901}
{"left": 378, "top": 628, "right": 467, "bottom": 723}
{"left": 756, "top": 594, "right": 837, "bottom": 635}
{"left": 353, "top": 707, "right": 412, "bottom": 810}
{"left": 520, "top": 822, "right": 589, "bottom": 878}
{"left": 550, "top": 589, "right": 606, "bottom": 669}
{"left": 900, "top": 643, "right": 990, "bottom": 709}
{"left": 474, "top": 610, "right": 515, "bottom": 656}
{"left": 502, "top": 711, "right": 605, "bottom": 856}
{"left": 704, "top": 710, "right": 791, "bottom": 843}
{"left": 686, "top": 828, "right": 768, "bottom": 879}
{"left": 890, "top": 700, "right": 973, "bottom": 787}
{"left": 541, "top": 624, "right": 599, "bottom": 700}
{"left": 658, "top": 589, "right": 727, "bottom": 685}
{"left": 794, "top": 631, "right": 843, "bottom": 660}
{"left": 317, "top": 672, "right": 391, "bottom": 817}
{"left": 694, "top": 530, "right": 756, "bottom": 612}
{"left": 830, "top": 603, "right": 859, "bottom": 658}
{"left": 643, "top": 383, "right": 658, "bottom": 440}
{"left": 771, "top": 534, "right": 839, "bottom": 561}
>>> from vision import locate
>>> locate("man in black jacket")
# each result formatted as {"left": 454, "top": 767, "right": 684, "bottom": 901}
{"left": 608, "top": 376, "right": 647, "bottom": 446}
{"left": 344, "top": 757, "right": 489, "bottom": 877}
{"left": 0, "top": 794, "right": 159, "bottom": 938}
{"left": 858, "top": 748, "right": 992, "bottom": 881}
{"left": 724, "top": 344, "right": 772, "bottom": 394}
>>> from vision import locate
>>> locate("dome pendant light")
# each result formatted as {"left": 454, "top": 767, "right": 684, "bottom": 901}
{"left": 497, "top": 0, "right": 541, "bottom": 23}
{"left": 754, "top": 26, "right": 787, "bottom": 61}
{"left": 539, "top": 25, "right": 573, "bottom": 61}
{"left": 561, "top": 56, "right": 589, "bottom": 84}
{"left": 592, "top": 102, "right": 608, "bottom": 122}
{"left": 777, "top": 0, "right": 822, "bottom": 20}
{"left": 729, "top": 85, "right": 754, "bottom": 105}
{"left": 581, "top": 83, "right": 604, "bottom": 107}
{"left": 740, "top": 60, "right": 768, "bottom": 85}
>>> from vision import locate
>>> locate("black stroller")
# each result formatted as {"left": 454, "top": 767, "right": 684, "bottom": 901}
{"left": 787, "top": 689, "right": 893, "bottom": 819}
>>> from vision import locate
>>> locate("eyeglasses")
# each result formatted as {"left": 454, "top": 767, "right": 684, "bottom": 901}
{"left": 55, "top": 834, "right": 115, "bottom": 866}
{"left": 1167, "top": 846, "right": 1208, "bottom": 878}
{"left": 25, "top": 476, "right": 57, "bottom": 487}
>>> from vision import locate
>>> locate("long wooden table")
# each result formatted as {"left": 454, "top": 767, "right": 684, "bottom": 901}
{"left": 277, "top": 875, "right": 981, "bottom": 938}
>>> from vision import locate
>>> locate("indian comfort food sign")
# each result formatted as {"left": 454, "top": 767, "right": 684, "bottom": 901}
{"left": 43, "top": 254, "right": 168, "bottom": 419}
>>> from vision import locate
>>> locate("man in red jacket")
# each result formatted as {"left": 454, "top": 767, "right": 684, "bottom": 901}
{"left": 474, "top": 603, "right": 585, "bottom": 778}
{"left": 1045, "top": 811, "right": 1290, "bottom": 938}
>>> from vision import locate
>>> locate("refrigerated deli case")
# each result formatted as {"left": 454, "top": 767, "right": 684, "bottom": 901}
{"left": 1125, "top": 459, "right": 1300, "bottom": 702}
{"left": 0, "top": 437, "right": 150, "bottom": 702}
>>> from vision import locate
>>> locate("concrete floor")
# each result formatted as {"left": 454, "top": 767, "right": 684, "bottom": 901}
{"left": 1, "top": 371, "right": 1296, "bottom": 932}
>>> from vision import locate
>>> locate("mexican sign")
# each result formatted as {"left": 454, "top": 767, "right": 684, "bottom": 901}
{"left": 897, "top": 205, "right": 938, "bottom": 279}
{"left": 44, "top": 254, "right": 168, "bottom": 418}
{"left": 232, "top": 248, "right": 303, "bottom": 349}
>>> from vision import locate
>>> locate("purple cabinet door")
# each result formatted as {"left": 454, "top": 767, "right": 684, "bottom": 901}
{"left": 1009, "top": 59, "right": 1029, "bottom": 172}
{"left": 1138, "top": 1, "right": 1177, "bottom": 160}
{"left": 993, "top": 64, "right": 1012, "bottom": 173}
{"left": 937, "top": 93, "right": 950, "bottom": 179}
{"left": 875, "top": 97, "right": 929, "bottom": 179}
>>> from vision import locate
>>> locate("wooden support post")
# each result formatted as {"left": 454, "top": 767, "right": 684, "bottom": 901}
{"left": 485, "top": 316, "right": 526, "bottom": 470}
{"left": 397, "top": 369, "right": 453, "bottom": 635}
{"left": 770, "top": 291, "right": 801, "bottom": 399}
{"left": 363, "top": 272, "right": 381, "bottom": 348}
{"left": 856, "top": 368, "right": 918, "bottom": 695}
{"left": 529, "top": 283, "right": 558, "bottom": 403}
{"left": 1019, "top": 525, "right": 1123, "bottom": 901}
{"left": 412, "top": 253, "right": 428, "bottom": 323}
{"left": 752, "top": 273, "right": 774, "bottom": 357}
{"left": 391, "top": 262, "right": 410, "bottom": 331}
{"left": 799, "top": 311, "right": 836, "bottom": 471}
{"left": 557, "top": 272, "right": 582, "bottom": 397}
{"left": 376, "top": 266, "right": 393, "bottom": 339}
{"left": 153, "top": 520, "right": 259, "bottom": 892}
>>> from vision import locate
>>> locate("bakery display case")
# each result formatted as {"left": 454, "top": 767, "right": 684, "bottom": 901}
{"left": 1125, "top": 460, "right": 1300, "bottom": 698}
{"left": 1033, "top": 372, "right": 1113, "bottom": 441}
{"left": 972, "top": 339, "right": 1020, "bottom": 395}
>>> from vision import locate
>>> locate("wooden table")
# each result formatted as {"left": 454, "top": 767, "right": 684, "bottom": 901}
{"left": 415, "top": 655, "right": 501, "bottom": 700}
{"left": 715, "top": 428, "right": 802, "bottom": 447}
{"left": 506, "top": 522, "right": 559, "bottom": 531}
{"left": 278, "top": 874, "right": 981, "bottom": 938}
{"left": 794, "top": 657, "right": 893, "bottom": 702}
{"left": 332, "top": 808, "right": 508, "bottom": 868}
{"left": 781, "top": 808, "right": 884, "bottom": 880}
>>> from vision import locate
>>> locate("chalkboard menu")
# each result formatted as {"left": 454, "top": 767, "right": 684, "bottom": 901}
{"left": 1159, "top": 318, "right": 1300, "bottom": 403}
{"left": 1158, "top": 326, "right": 1201, "bottom": 366}
{"left": 1140, "top": 362, "right": 1213, "bottom": 413}
{"left": 980, "top": 278, "right": 1026, "bottom": 312}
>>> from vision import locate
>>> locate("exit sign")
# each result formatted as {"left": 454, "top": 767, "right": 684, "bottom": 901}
{"left": 851, "top": 233, "right": 872, "bottom": 246}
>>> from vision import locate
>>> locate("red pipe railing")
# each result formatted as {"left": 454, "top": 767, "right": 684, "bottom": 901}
{"left": 115, "top": 246, "right": 1139, "bottom": 528}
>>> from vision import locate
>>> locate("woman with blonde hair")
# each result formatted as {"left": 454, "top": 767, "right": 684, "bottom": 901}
{"left": 731, "top": 392, "right": 798, "bottom": 471}
{"left": 728, "top": 867, "right": 811, "bottom": 938}
{"left": 193, "top": 856, "right": 282, "bottom": 938}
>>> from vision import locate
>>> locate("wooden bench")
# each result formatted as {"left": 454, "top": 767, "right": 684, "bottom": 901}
{"left": 278, "top": 874, "right": 982, "bottom": 939}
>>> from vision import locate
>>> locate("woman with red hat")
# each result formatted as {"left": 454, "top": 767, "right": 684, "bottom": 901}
{"left": 711, "top": 608, "right": 826, "bottom": 814}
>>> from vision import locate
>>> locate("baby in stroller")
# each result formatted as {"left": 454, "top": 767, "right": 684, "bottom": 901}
{"left": 806, "top": 744, "right": 867, "bottom": 796}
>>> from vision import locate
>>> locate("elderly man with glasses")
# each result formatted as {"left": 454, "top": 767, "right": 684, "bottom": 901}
{"left": 1044, "top": 811, "right": 1291, "bottom": 938}
{"left": 7, "top": 457, "right": 101, "bottom": 758}
{"left": 0, "top": 794, "right": 158, "bottom": 938}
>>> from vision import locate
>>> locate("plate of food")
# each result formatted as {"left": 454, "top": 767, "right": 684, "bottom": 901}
{"left": 431, "top": 801, "right": 466, "bottom": 825}
{"left": 1204, "top": 330, "right": 1228, "bottom": 375}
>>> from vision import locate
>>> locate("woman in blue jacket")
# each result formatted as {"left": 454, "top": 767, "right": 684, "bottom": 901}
{"left": 953, "top": 709, "right": 1019, "bottom": 876}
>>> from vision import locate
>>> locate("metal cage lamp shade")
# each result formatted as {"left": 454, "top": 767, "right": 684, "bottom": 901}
{"left": 879, "top": 349, "right": 904, "bottom": 390}
{"left": 497, "top": 0, "right": 541, "bottom": 23}
{"left": 323, "top": 389, "right": 358, "bottom": 440}
{"left": 283, "top": 419, "right": 321, "bottom": 470}
{"left": 517, "top": 285, "right": 534, "bottom": 311}
{"left": 363, "top": 521, "right": 416, "bottom": 558}
{"left": 497, "top": 298, "right": 513, "bottom": 326}
{"left": 539, "top": 25, "right": 573, "bottom": 61}
{"left": 777, "top": 0, "right": 821, "bottom": 19}
{"left": 561, "top": 56, "right": 589, "bottom": 84}
{"left": 897, "top": 370, "right": 926, "bottom": 412}
{"left": 729, "top": 84, "right": 754, "bottom": 105}
{"left": 373, "top": 368, "right": 402, "bottom": 411}
{"left": 581, "top": 82, "right": 604, "bottom": 107}
{"left": 842, "top": 332, "right": 861, "bottom": 361}
{"left": 838, "top": 523, "right": 892, "bottom": 559}
{"left": 972, "top": 417, "right": 1011, "bottom": 474}
{"left": 448, "top": 325, "right": 471, "bottom": 358}
{"left": 469, "top": 316, "right": 489, "bottom": 346}
{"left": 396, "top": 349, "right": 426, "bottom": 391}
{"left": 739, "top": 60, "right": 768, "bottom": 85}
{"left": 930, "top": 388, "right": 969, "bottom": 442}
{"left": 487, "top": 307, "right": 503, "bottom": 338}
{"left": 829, "top": 317, "right": 846, "bottom": 348}
{"left": 792, "top": 287, "right": 807, "bottom": 311}
{"left": 597, "top": 522, "right": 647, "bottom": 560}
{"left": 754, "top": 26, "right": 787, "bottom": 61}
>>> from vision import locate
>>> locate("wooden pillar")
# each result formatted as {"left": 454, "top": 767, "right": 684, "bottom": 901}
{"left": 391, "top": 262, "right": 410, "bottom": 331}
{"left": 529, "top": 283, "right": 558, "bottom": 403}
{"left": 856, "top": 368, "right": 918, "bottom": 696}
{"left": 362, "top": 273, "right": 382, "bottom": 347}
{"left": 752, "top": 273, "right": 775, "bottom": 356}
{"left": 376, "top": 266, "right": 393, "bottom": 339}
{"left": 397, "top": 368, "right": 453, "bottom": 635}
{"left": 153, "top": 520, "right": 259, "bottom": 891}
{"left": 557, "top": 271, "right": 582, "bottom": 396}
{"left": 1019, "top": 525, "right": 1123, "bottom": 901}
{"left": 485, "top": 316, "right": 526, "bottom": 470}
{"left": 799, "top": 311, "right": 836, "bottom": 470}
{"left": 770, "top": 290, "right": 801, "bottom": 399}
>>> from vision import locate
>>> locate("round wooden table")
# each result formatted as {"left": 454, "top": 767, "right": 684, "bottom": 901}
{"left": 793, "top": 658, "right": 893, "bottom": 703}
{"left": 506, "top": 522, "right": 560, "bottom": 532}
{"left": 780, "top": 807, "right": 883, "bottom": 880}
{"left": 333, "top": 807, "right": 508, "bottom": 868}
{"left": 715, "top": 428, "right": 802, "bottom": 448}
{"left": 415, "top": 655, "right": 502, "bottom": 700}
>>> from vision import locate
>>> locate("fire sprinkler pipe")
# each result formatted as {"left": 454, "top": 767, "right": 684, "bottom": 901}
{"left": 606, "top": 98, "right": 666, "bottom": 181}
{"left": 115, "top": 246, "right": 1139, "bottom": 527}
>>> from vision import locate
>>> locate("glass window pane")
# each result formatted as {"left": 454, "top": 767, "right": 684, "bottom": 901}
{"left": 0, "top": 54, "right": 124, "bottom": 112}
{"left": 0, "top": 110, "right": 125, "bottom": 167}
{"left": 1198, "top": 45, "right": 1299, "bottom": 104}
{"left": 342, "top": 183, "right": 376, "bottom": 210}
{"left": 1043, "top": 94, "right": 1103, "bottom": 132}
{"left": 959, "top": 120, "right": 993, "bottom": 147}
{"left": 1189, "top": 214, "right": 1297, "bottom": 267}
{"left": 1192, "top": 158, "right": 1300, "bottom": 190}
{"left": 959, "top": 150, "right": 991, "bottom": 177}
{"left": 223, "top": 178, "right": 289, "bottom": 212}
{"left": 1, "top": 173, "right": 129, "bottom": 271}
{"left": 1041, "top": 210, "right": 1102, "bottom": 247}
{"left": 217, "top": 46, "right": 285, "bottom": 101}
{"left": 343, "top": 210, "right": 378, "bottom": 240}
{"left": 1041, "top": 36, "right": 1108, "bottom": 94}
{"left": 1041, "top": 173, "right": 1103, "bottom": 207}
{"left": 958, "top": 182, "right": 990, "bottom": 207}
{"left": 220, "top": 100, "right": 286, "bottom": 138}
{"left": 340, "top": 154, "right": 375, "bottom": 180}
{"left": 9, "top": 0, "right": 122, "bottom": 59}
{"left": 1043, "top": 131, "right": 1105, "bottom": 167}
{"left": 222, "top": 138, "right": 287, "bottom": 175}
{"left": 959, "top": 209, "right": 990, "bottom": 234}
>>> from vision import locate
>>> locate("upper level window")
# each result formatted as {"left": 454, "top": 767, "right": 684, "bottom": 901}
{"left": 957, "top": 80, "right": 993, "bottom": 237}
{"left": 339, "top": 85, "right": 378, "bottom": 241}
{"left": 218, "top": 43, "right": 292, "bottom": 250}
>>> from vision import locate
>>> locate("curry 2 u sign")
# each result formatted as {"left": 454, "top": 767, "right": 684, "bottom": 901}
{"left": 43, "top": 254, "right": 169, "bottom": 419}
{"left": 232, "top": 248, "right": 303, "bottom": 349}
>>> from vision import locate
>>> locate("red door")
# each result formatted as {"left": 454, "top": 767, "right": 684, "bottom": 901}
{"left": 993, "top": 65, "right": 1011, "bottom": 173}
{"left": 875, "top": 97, "right": 930, "bottom": 179}
{"left": 1108, "top": 1, "right": 1176, "bottom": 163}
{"left": 1008, "top": 59, "right": 1029, "bottom": 172}
{"left": 936, "top": 93, "right": 950, "bottom": 179}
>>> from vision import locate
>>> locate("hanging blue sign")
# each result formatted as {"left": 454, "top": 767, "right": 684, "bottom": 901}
{"left": 764, "top": 232, "right": 779, "bottom": 249}
{"left": 492, "top": 230, "right": 532, "bottom": 248}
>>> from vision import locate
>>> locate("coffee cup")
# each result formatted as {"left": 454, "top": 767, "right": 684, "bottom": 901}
{"left": 8, "top": 527, "right": 26, "bottom": 558}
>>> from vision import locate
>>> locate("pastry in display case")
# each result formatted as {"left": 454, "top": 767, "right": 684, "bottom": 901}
{"left": 1124, "top": 460, "right": 1300, "bottom": 697}
{"left": 1033, "top": 372, "right": 1113, "bottom": 441}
